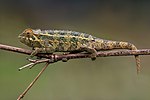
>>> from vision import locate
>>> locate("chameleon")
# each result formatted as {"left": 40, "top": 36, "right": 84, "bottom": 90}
{"left": 18, "top": 28, "right": 141, "bottom": 73}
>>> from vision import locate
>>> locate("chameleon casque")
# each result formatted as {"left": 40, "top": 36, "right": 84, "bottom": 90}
{"left": 18, "top": 28, "right": 141, "bottom": 73}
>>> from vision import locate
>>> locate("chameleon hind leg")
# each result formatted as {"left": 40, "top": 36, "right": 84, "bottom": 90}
{"left": 80, "top": 46, "right": 98, "bottom": 60}
{"left": 62, "top": 48, "right": 98, "bottom": 62}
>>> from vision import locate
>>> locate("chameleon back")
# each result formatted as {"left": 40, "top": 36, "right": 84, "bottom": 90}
{"left": 18, "top": 28, "right": 99, "bottom": 52}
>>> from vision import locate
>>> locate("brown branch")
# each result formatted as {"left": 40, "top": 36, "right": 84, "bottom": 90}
{"left": 0, "top": 44, "right": 31, "bottom": 55}
{"left": 0, "top": 43, "right": 150, "bottom": 61}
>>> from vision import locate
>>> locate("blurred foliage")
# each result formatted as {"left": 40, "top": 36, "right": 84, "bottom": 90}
{"left": 0, "top": 0, "right": 150, "bottom": 100}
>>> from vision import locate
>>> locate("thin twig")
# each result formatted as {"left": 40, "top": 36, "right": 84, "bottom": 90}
{"left": 18, "top": 63, "right": 35, "bottom": 71}
{"left": 18, "top": 59, "right": 50, "bottom": 71}
{"left": 18, "top": 57, "right": 57, "bottom": 71}
{"left": 17, "top": 62, "right": 49, "bottom": 100}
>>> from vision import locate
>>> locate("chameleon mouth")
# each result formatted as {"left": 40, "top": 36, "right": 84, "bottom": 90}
{"left": 18, "top": 35, "right": 25, "bottom": 41}
{"left": 18, "top": 33, "right": 24, "bottom": 39}
{"left": 18, "top": 34, "right": 28, "bottom": 43}
{"left": 18, "top": 34, "right": 34, "bottom": 47}
{"left": 18, "top": 35, "right": 22, "bottom": 40}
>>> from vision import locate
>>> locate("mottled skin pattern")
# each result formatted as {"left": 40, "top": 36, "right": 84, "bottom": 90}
{"left": 18, "top": 28, "right": 141, "bottom": 73}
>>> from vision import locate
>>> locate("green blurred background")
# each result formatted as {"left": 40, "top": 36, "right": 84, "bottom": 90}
{"left": 0, "top": 0, "right": 150, "bottom": 100}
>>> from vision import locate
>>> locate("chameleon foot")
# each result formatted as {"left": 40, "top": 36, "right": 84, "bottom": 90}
{"left": 91, "top": 57, "right": 96, "bottom": 61}
{"left": 61, "top": 53, "right": 69, "bottom": 62}
{"left": 62, "top": 58, "right": 68, "bottom": 62}
{"left": 80, "top": 46, "right": 97, "bottom": 61}
{"left": 90, "top": 53, "right": 97, "bottom": 61}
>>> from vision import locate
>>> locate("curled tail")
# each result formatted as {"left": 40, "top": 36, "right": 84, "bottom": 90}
{"left": 135, "top": 55, "right": 140, "bottom": 74}
{"left": 118, "top": 42, "right": 141, "bottom": 74}
{"left": 93, "top": 39, "right": 141, "bottom": 73}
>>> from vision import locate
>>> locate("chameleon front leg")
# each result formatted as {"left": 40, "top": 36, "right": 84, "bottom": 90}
{"left": 31, "top": 47, "right": 71, "bottom": 62}
{"left": 80, "top": 46, "right": 98, "bottom": 60}
{"left": 31, "top": 47, "right": 55, "bottom": 57}
{"left": 30, "top": 47, "right": 44, "bottom": 57}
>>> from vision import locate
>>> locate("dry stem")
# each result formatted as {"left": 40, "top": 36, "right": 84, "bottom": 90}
{"left": 17, "top": 63, "right": 49, "bottom": 100}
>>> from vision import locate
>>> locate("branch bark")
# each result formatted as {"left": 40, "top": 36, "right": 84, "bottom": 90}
{"left": 0, "top": 43, "right": 150, "bottom": 61}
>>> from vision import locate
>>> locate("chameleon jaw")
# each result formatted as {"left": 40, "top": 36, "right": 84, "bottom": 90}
{"left": 18, "top": 35, "right": 33, "bottom": 47}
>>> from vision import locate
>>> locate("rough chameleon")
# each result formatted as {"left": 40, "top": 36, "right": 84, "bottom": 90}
{"left": 18, "top": 28, "right": 141, "bottom": 73}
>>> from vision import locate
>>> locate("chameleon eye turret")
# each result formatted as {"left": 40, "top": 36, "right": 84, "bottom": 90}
{"left": 23, "top": 28, "right": 34, "bottom": 37}
{"left": 19, "top": 28, "right": 141, "bottom": 73}
{"left": 18, "top": 28, "right": 35, "bottom": 47}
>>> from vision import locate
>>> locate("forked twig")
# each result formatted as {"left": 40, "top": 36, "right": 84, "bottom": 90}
{"left": 18, "top": 59, "right": 50, "bottom": 71}
{"left": 17, "top": 63, "right": 49, "bottom": 100}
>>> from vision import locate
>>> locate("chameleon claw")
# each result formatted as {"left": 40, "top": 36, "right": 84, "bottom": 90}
{"left": 90, "top": 53, "right": 97, "bottom": 61}
{"left": 37, "top": 56, "right": 42, "bottom": 59}
{"left": 62, "top": 58, "right": 68, "bottom": 62}
{"left": 26, "top": 57, "right": 30, "bottom": 61}
{"left": 91, "top": 57, "right": 96, "bottom": 61}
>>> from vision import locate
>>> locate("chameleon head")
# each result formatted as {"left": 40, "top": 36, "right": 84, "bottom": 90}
{"left": 18, "top": 28, "right": 41, "bottom": 47}
{"left": 18, "top": 28, "right": 35, "bottom": 47}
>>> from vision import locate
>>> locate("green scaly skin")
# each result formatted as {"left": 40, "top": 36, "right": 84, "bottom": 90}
{"left": 18, "top": 28, "right": 141, "bottom": 73}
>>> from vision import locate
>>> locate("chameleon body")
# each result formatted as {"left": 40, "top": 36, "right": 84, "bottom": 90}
{"left": 18, "top": 28, "right": 141, "bottom": 73}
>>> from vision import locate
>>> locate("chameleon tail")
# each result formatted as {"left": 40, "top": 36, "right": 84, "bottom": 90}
{"left": 135, "top": 55, "right": 140, "bottom": 74}
{"left": 93, "top": 40, "right": 141, "bottom": 73}
{"left": 117, "top": 41, "right": 141, "bottom": 74}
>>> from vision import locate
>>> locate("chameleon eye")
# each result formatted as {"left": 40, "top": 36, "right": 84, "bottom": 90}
{"left": 26, "top": 32, "right": 30, "bottom": 35}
